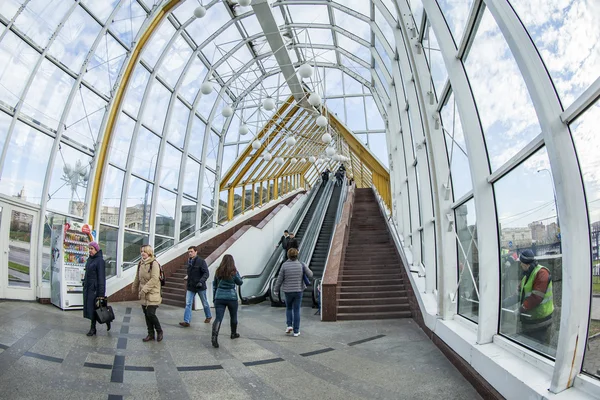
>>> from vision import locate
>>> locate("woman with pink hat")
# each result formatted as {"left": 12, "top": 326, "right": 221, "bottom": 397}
{"left": 83, "top": 241, "right": 108, "bottom": 336}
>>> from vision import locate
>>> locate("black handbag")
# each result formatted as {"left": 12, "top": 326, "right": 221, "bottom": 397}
{"left": 95, "top": 298, "right": 115, "bottom": 324}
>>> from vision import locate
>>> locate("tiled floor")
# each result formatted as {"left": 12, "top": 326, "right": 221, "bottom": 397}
{"left": 0, "top": 300, "right": 482, "bottom": 400}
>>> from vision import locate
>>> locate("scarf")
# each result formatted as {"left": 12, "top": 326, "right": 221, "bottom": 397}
{"left": 140, "top": 256, "right": 156, "bottom": 272}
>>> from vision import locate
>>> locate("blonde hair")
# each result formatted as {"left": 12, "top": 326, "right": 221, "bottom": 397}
{"left": 140, "top": 245, "right": 155, "bottom": 258}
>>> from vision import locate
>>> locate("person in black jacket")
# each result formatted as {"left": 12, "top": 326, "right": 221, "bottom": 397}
{"left": 276, "top": 230, "right": 290, "bottom": 260}
{"left": 287, "top": 232, "right": 299, "bottom": 251}
{"left": 82, "top": 241, "right": 107, "bottom": 336}
{"left": 180, "top": 246, "right": 211, "bottom": 327}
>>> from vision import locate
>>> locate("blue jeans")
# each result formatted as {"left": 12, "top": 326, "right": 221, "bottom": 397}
{"left": 285, "top": 292, "right": 303, "bottom": 333}
{"left": 214, "top": 299, "right": 238, "bottom": 325}
{"left": 184, "top": 290, "right": 212, "bottom": 323}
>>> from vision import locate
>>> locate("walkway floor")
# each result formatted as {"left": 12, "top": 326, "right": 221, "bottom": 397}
{"left": 0, "top": 300, "right": 481, "bottom": 400}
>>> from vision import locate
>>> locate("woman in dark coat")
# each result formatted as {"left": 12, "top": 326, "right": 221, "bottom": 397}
{"left": 83, "top": 241, "right": 107, "bottom": 336}
{"left": 211, "top": 255, "right": 243, "bottom": 348}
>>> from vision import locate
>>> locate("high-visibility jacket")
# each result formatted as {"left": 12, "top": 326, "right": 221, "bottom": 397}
{"left": 520, "top": 265, "right": 553, "bottom": 330}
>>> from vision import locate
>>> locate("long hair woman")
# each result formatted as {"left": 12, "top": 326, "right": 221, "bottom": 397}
{"left": 211, "top": 254, "right": 243, "bottom": 348}
{"left": 273, "top": 247, "right": 313, "bottom": 336}
{"left": 132, "top": 245, "right": 163, "bottom": 342}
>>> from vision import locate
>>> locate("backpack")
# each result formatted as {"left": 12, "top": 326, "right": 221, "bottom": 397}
{"left": 141, "top": 260, "right": 166, "bottom": 286}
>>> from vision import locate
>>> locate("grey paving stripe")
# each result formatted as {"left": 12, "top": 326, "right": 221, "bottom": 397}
{"left": 300, "top": 347, "right": 335, "bottom": 357}
{"left": 0, "top": 344, "right": 8, "bottom": 350}
{"left": 124, "top": 365, "right": 154, "bottom": 372}
{"left": 23, "top": 351, "right": 63, "bottom": 364}
{"left": 119, "top": 325, "right": 129, "bottom": 335}
{"left": 84, "top": 362, "right": 113, "bottom": 370}
{"left": 110, "top": 355, "right": 125, "bottom": 383}
{"left": 347, "top": 334, "right": 386, "bottom": 346}
{"left": 108, "top": 395, "right": 123, "bottom": 400}
{"left": 243, "top": 357, "right": 285, "bottom": 367}
{"left": 122, "top": 316, "right": 131, "bottom": 323}
{"left": 177, "top": 365, "right": 224, "bottom": 372}
{"left": 125, "top": 308, "right": 132, "bottom": 315}
{"left": 116, "top": 338, "right": 127, "bottom": 350}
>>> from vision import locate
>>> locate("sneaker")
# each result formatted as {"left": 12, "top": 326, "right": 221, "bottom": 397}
{"left": 285, "top": 327, "right": 293, "bottom": 334}
{"left": 179, "top": 322, "right": 190, "bottom": 327}
{"left": 293, "top": 332, "right": 300, "bottom": 337}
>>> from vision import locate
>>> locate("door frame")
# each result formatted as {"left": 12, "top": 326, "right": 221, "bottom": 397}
{"left": 0, "top": 200, "right": 38, "bottom": 300}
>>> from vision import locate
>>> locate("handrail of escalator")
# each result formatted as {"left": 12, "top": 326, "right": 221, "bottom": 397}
{"left": 238, "top": 181, "right": 324, "bottom": 302}
{"left": 334, "top": 177, "right": 349, "bottom": 224}
{"left": 313, "top": 278, "right": 321, "bottom": 308}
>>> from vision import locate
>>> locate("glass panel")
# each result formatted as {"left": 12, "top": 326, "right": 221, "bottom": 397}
{"left": 14, "top": 0, "right": 72, "bottom": 47}
{"left": 0, "top": 122, "right": 53, "bottom": 205}
{"left": 167, "top": 99, "right": 189, "bottom": 149}
{"left": 141, "top": 19, "right": 176, "bottom": 68}
{"left": 154, "top": 235, "right": 174, "bottom": 256}
{"left": 180, "top": 198, "right": 196, "bottom": 240}
{"left": 125, "top": 176, "right": 152, "bottom": 232}
{"left": 155, "top": 189, "right": 176, "bottom": 237}
{"left": 141, "top": 80, "right": 171, "bottom": 134}
{"left": 203, "top": 170, "right": 216, "bottom": 208}
{"left": 205, "top": 131, "right": 219, "bottom": 170}
{"left": 110, "top": 0, "right": 147, "bottom": 47}
{"left": 408, "top": 0, "right": 424, "bottom": 32}
{"left": 159, "top": 144, "right": 182, "bottom": 191}
{"left": 374, "top": 6, "right": 395, "bottom": 48}
{"left": 21, "top": 59, "right": 75, "bottom": 130}
{"left": 8, "top": 209, "right": 34, "bottom": 287}
{"left": 1, "top": 0, "right": 26, "bottom": 20}
{"left": 497, "top": 147, "right": 561, "bottom": 358}
{"left": 183, "top": 157, "right": 200, "bottom": 198}
{"left": 333, "top": 1, "right": 370, "bottom": 17}
{"left": 456, "top": 199, "right": 479, "bottom": 322}
{"left": 368, "top": 133, "right": 389, "bottom": 168}
{"left": 123, "top": 230, "right": 148, "bottom": 264}
{"left": 179, "top": 57, "right": 207, "bottom": 104}
{"left": 98, "top": 224, "right": 118, "bottom": 278}
{"left": 509, "top": 0, "right": 600, "bottom": 105}
{"left": 46, "top": 143, "right": 92, "bottom": 216}
{"left": 0, "top": 111, "right": 12, "bottom": 156}
{"left": 186, "top": 2, "right": 230, "bottom": 46}
{"left": 287, "top": 5, "right": 329, "bottom": 24}
{"left": 201, "top": 206, "right": 214, "bottom": 230}
{"left": 365, "top": 96, "right": 385, "bottom": 130}
{"left": 64, "top": 86, "right": 107, "bottom": 149}
{"left": 84, "top": 32, "right": 127, "bottom": 97}
{"left": 221, "top": 145, "right": 237, "bottom": 176}
{"left": 188, "top": 116, "right": 206, "bottom": 160}
{"left": 423, "top": 23, "right": 448, "bottom": 98}
{"left": 158, "top": 35, "right": 193, "bottom": 89}
{"left": 122, "top": 63, "right": 150, "bottom": 117}
{"left": 333, "top": 9, "right": 370, "bottom": 41}
{"left": 571, "top": 101, "right": 600, "bottom": 376}
{"left": 441, "top": 92, "right": 472, "bottom": 199}
{"left": 100, "top": 166, "right": 124, "bottom": 225}
{"left": 345, "top": 96, "right": 366, "bottom": 131}
{"left": 218, "top": 191, "right": 227, "bottom": 223}
{"left": 0, "top": 31, "right": 41, "bottom": 108}
{"left": 109, "top": 113, "right": 135, "bottom": 168}
{"left": 81, "top": 0, "right": 120, "bottom": 23}
{"left": 464, "top": 10, "right": 541, "bottom": 171}
{"left": 48, "top": 4, "right": 102, "bottom": 72}
{"left": 131, "top": 127, "right": 161, "bottom": 181}
{"left": 437, "top": 0, "right": 474, "bottom": 44}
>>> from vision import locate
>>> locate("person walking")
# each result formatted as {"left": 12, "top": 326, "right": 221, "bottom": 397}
{"left": 180, "top": 246, "right": 211, "bottom": 327}
{"left": 276, "top": 230, "right": 290, "bottom": 260}
{"left": 273, "top": 248, "right": 313, "bottom": 337}
{"left": 132, "top": 245, "right": 163, "bottom": 342}
{"left": 211, "top": 255, "right": 243, "bottom": 348}
{"left": 82, "top": 241, "right": 108, "bottom": 336}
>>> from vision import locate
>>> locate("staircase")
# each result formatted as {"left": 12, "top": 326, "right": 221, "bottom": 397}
{"left": 337, "top": 188, "right": 411, "bottom": 320}
{"left": 304, "top": 184, "right": 342, "bottom": 306}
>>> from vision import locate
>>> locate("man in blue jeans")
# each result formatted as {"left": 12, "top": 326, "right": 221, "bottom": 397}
{"left": 179, "top": 246, "right": 211, "bottom": 327}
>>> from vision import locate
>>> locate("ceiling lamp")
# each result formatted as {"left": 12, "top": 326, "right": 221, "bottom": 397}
{"left": 321, "top": 133, "right": 332, "bottom": 143}
{"left": 286, "top": 136, "right": 296, "bottom": 146}
{"left": 308, "top": 93, "right": 321, "bottom": 107}
{"left": 193, "top": 6, "right": 207, "bottom": 18}
{"left": 298, "top": 63, "right": 313, "bottom": 79}
{"left": 308, "top": 156, "right": 316, "bottom": 163}
{"left": 326, "top": 147, "right": 336, "bottom": 157}
{"left": 239, "top": 124, "right": 249, "bottom": 135}
{"left": 221, "top": 106, "right": 233, "bottom": 118}
{"left": 275, "top": 157, "right": 284, "bottom": 165}
{"left": 290, "top": 157, "right": 298, "bottom": 164}
{"left": 263, "top": 152, "right": 272, "bottom": 161}
{"left": 252, "top": 139, "right": 261, "bottom": 150}
{"left": 238, "top": 0, "right": 251, "bottom": 6}
{"left": 263, "top": 97, "right": 275, "bottom": 111}
{"left": 300, "top": 158, "right": 306, "bottom": 163}
{"left": 200, "top": 81, "right": 213, "bottom": 95}
{"left": 316, "top": 115, "right": 327, "bottom": 127}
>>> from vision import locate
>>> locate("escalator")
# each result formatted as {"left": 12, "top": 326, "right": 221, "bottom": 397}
{"left": 302, "top": 184, "right": 342, "bottom": 306}
{"left": 239, "top": 183, "right": 326, "bottom": 304}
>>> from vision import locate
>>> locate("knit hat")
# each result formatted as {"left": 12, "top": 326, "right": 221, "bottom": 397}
{"left": 519, "top": 249, "right": 535, "bottom": 264}
{"left": 89, "top": 241, "right": 100, "bottom": 252}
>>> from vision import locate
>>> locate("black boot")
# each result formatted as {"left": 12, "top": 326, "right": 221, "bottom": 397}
{"left": 211, "top": 321, "right": 221, "bottom": 348}
{"left": 230, "top": 323, "right": 240, "bottom": 339}
{"left": 87, "top": 320, "right": 97, "bottom": 337}
{"left": 106, "top": 321, "right": 111, "bottom": 332}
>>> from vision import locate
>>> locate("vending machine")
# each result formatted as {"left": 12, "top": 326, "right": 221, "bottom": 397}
{"left": 50, "top": 221, "right": 95, "bottom": 310}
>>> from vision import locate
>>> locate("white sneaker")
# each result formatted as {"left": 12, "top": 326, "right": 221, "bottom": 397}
{"left": 285, "top": 327, "right": 293, "bottom": 334}
{"left": 293, "top": 332, "right": 300, "bottom": 337}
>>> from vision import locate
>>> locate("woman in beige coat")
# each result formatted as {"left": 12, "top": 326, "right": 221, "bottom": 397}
{"left": 132, "top": 245, "right": 163, "bottom": 342}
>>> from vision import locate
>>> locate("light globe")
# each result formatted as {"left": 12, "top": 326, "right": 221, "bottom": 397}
{"left": 308, "top": 93, "right": 321, "bottom": 107}
{"left": 252, "top": 140, "right": 261, "bottom": 150}
{"left": 193, "top": 6, "right": 206, "bottom": 18}
{"left": 200, "top": 81, "right": 213, "bottom": 95}
{"left": 290, "top": 157, "right": 298, "bottom": 164}
{"left": 326, "top": 147, "right": 335, "bottom": 157}
{"left": 263, "top": 97, "right": 275, "bottom": 111}
{"left": 316, "top": 115, "right": 327, "bottom": 127}
{"left": 239, "top": 124, "right": 249, "bottom": 135}
{"left": 308, "top": 156, "right": 316, "bottom": 163}
{"left": 238, "top": 0, "right": 251, "bottom": 6}
{"left": 221, "top": 106, "right": 233, "bottom": 118}
{"left": 321, "top": 133, "right": 332, "bottom": 143}
{"left": 263, "top": 152, "right": 272, "bottom": 161}
{"left": 298, "top": 63, "right": 313, "bottom": 79}
{"left": 286, "top": 136, "right": 296, "bottom": 147}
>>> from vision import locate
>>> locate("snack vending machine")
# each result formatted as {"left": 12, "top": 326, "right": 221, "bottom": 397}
{"left": 50, "top": 222, "right": 95, "bottom": 310}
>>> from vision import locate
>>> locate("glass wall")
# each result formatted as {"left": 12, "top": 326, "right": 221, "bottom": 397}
{"left": 456, "top": 199, "right": 479, "bottom": 322}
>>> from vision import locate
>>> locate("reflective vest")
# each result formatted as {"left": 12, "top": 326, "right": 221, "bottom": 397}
{"left": 520, "top": 265, "right": 554, "bottom": 325}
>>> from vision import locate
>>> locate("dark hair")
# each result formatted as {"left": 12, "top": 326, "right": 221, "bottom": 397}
{"left": 216, "top": 254, "right": 237, "bottom": 279}
{"left": 284, "top": 230, "right": 289, "bottom": 233}
{"left": 287, "top": 248, "right": 299, "bottom": 260}
{"left": 188, "top": 246, "right": 197, "bottom": 252}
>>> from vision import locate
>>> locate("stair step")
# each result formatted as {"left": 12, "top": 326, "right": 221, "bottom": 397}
{"left": 340, "top": 285, "right": 405, "bottom": 292}
{"left": 340, "top": 279, "right": 404, "bottom": 286}
{"left": 339, "top": 290, "right": 407, "bottom": 299}
{"left": 171, "top": 272, "right": 187, "bottom": 278}
{"left": 341, "top": 274, "right": 403, "bottom": 280}
{"left": 337, "top": 311, "right": 411, "bottom": 320}
{"left": 162, "top": 287, "right": 186, "bottom": 295}
{"left": 162, "top": 291, "right": 185, "bottom": 301}
{"left": 162, "top": 298, "right": 185, "bottom": 307}
{"left": 338, "top": 297, "right": 408, "bottom": 306}
{"left": 337, "top": 303, "right": 410, "bottom": 313}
